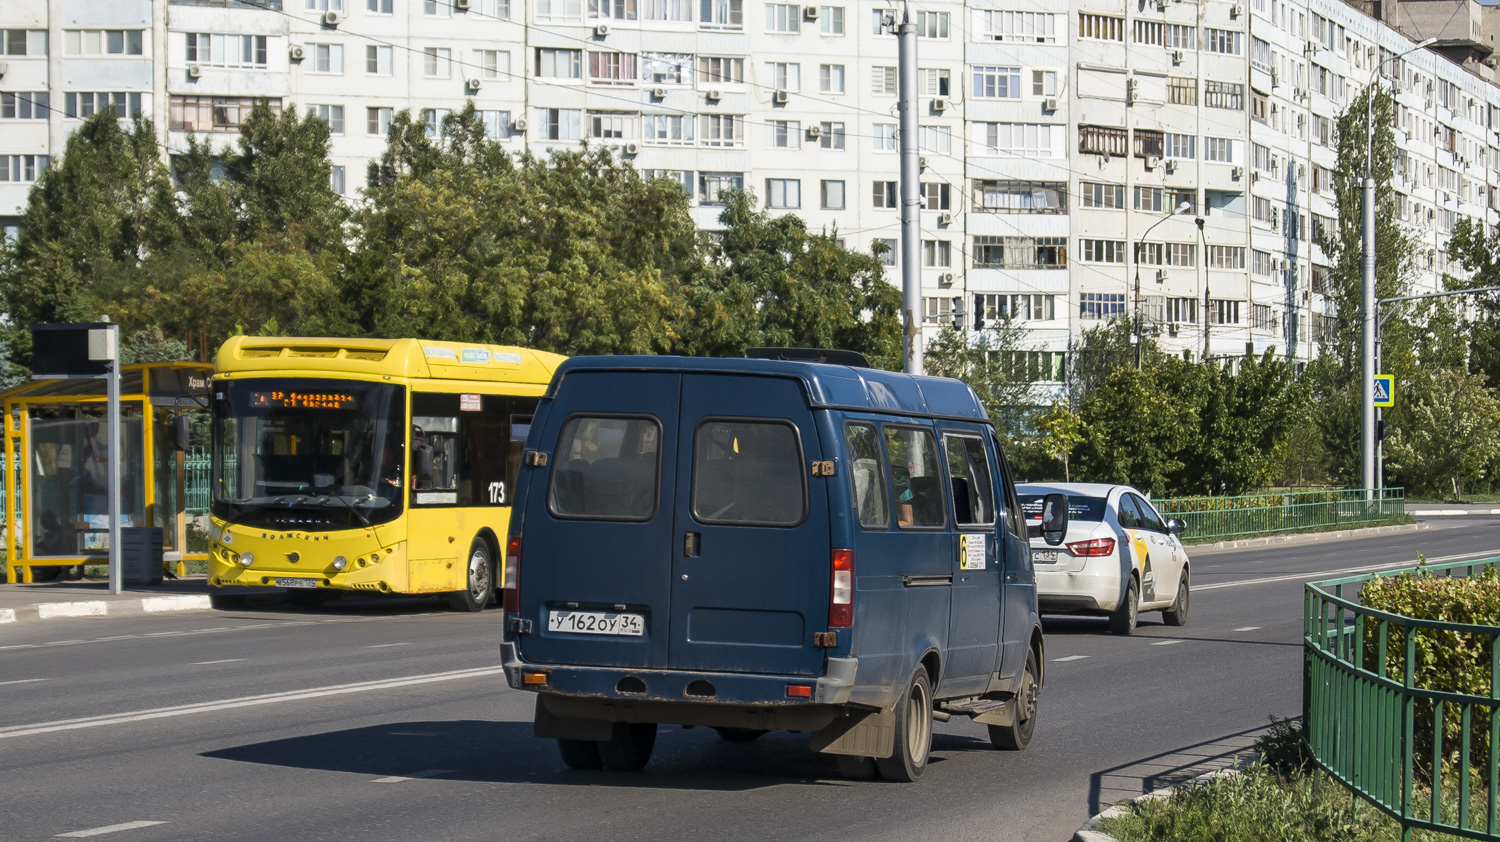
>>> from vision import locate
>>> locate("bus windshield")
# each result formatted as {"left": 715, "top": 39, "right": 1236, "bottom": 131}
{"left": 212, "top": 378, "right": 407, "bottom": 530}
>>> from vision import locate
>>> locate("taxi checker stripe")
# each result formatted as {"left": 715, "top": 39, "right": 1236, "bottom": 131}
{"left": 0, "top": 666, "right": 505, "bottom": 740}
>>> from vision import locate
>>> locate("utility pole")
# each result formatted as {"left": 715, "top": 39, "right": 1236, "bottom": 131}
{"left": 896, "top": 5, "right": 921, "bottom": 375}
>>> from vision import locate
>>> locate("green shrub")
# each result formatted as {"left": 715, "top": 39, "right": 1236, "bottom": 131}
{"left": 1360, "top": 564, "right": 1500, "bottom": 783}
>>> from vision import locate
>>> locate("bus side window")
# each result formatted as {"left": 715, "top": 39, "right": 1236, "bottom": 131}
{"left": 506, "top": 398, "right": 539, "bottom": 507}
{"left": 412, "top": 393, "right": 516, "bottom": 507}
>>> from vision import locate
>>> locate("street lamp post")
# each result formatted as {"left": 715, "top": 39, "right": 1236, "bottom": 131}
{"left": 1362, "top": 38, "right": 1435, "bottom": 500}
{"left": 1134, "top": 200, "right": 1193, "bottom": 367}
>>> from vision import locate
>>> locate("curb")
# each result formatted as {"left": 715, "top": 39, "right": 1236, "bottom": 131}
{"left": 1410, "top": 509, "right": 1500, "bottom": 516}
{"left": 1188, "top": 521, "right": 1429, "bottom": 553}
{"left": 1073, "top": 767, "right": 1242, "bottom": 842}
{"left": 0, "top": 593, "right": 262, "bottom": 625}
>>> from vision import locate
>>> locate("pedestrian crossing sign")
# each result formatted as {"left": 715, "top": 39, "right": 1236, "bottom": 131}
{"left": 1373, "top": 374, "right": 1395, "bottom": 407}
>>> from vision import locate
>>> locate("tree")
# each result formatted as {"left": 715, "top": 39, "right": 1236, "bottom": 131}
{"left": 121, "top": 327, "right": 192, "bottom": 364}
{"left": 1384, "top": 367, "right": 1500, "bottom": 499}
{"left": 924, "top": 320, "right": 1043, "bottom": 447}
{"left": 1037, "top": 402, "right": 1084, "bottom": 481}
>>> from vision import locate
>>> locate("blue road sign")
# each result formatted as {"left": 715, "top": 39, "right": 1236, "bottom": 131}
{"left": 1373, "top": 374, "right": 1394, "bottom": 407}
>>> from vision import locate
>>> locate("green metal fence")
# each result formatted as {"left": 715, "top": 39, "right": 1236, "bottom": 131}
{"left": 1305, "top": 558, "right": 1500, "bottom": 842}
{"left": 1155, "top": 487, "right": 1405, "bottom": 541}
{"left": 185, "top": 446, "right": 210, "bottom": 517}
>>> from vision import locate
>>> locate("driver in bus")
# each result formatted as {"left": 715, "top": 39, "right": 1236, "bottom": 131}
{"left": 377, "top": 443, "right": 404, "bottom": 501}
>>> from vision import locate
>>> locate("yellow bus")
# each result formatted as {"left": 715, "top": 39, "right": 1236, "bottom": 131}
{"left": 206, "top": 336, "right": 565, "bottom": 611}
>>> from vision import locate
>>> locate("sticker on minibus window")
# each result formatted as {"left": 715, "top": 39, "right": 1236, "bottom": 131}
{"left": 959, "top": 533, "right": 986, "bottom": 570}
{"left": 460, "top": 394, "right": 482, "bottom": 411}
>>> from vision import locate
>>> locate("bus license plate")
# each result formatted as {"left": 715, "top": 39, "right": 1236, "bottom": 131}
{"left": 276, "top": 577, "right": 319, "bottom": 589}
{"left": 548, "top": 610, "right": 644, "bottom": 637}
{"left": 1031, "top": 550, "right": 1059, "bottom": 563}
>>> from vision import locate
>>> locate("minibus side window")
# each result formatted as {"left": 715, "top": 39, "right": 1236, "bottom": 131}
{"left": 691, "top": 419, "right": 806, "bottom": 526}
{"left": 995, "top": 448, "right": 1025, "bottom": 539}
{"left": 844, "top": 422, "right": 890, "bottom": 529}
{"left": 943, "top": 433, "right": 994, "bottom": 528}
{"left": 548, "top": 416, "right": 661, "bottom": 520}
{"left": 883, "top": 426, "right": 947, "bottom": 529}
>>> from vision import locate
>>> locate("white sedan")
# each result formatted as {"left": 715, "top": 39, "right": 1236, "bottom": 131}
{"left": 1016, "top": 482, "right": 1190, "bottom": 635}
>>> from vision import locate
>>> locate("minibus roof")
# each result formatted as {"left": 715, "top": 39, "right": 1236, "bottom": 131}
{"left": 551, "top": 356, "right": 988, "bottom": 423}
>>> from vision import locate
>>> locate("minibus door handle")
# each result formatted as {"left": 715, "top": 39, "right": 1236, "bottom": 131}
{"left": 684, "top": 532, "right": 700, "bottom": 557}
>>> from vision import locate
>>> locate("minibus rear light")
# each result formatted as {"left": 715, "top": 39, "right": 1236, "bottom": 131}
{"left": 1066, "top": 537, "right": 1116, "bottom": 557}
{"left": 503, "top": 535, "right": 522, "bottom": 613}
{"left": 523, "top": 671, "right": 548, "bottom": 686}
{"left": 829, "top": 549, "right": 853, "bottom": 628}
{"left": 786, "top": 684, "right": 813, "bottom": 698}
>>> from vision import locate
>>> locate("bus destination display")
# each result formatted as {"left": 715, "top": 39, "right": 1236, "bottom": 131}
{"left": 249, "top": 391, "right": 359, "bottom": 410}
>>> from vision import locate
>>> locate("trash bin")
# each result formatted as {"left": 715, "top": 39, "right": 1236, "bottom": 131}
{"left": 121, "top": 526, "right": 164, "bottom": 585}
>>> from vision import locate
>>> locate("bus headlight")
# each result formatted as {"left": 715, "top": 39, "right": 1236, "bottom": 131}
{"left": 238, "top": 552, "right": 254, "bottom": 567}
{"left": 332, "top": 556, "right": 347, "bottom": 570}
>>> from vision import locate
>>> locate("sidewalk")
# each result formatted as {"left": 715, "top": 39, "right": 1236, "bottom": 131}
{"left": 0, "top": 576, "right": 274, "bottom": 625}
{"left": 1406, "top": 503, "right": 1500, "bottom": 516}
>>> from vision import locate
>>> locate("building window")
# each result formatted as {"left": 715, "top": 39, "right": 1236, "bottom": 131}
{"left": 536, "top": 49, "right": 583, "bottom": 79}
{"left": 1134, "top": 186, "right": 1163, "bottom": 212}
{"left": 1134, "top": 129, "right": 1164, "bottom": 159}
{"left": 366, "top": 45, "right": 393, "bottom": 75}
{"left": 1252, "top": 250, "right": 1273, "bottom": 276}
{"left": 1211, "top": 300, "right": 1242, "bottom": 325}
{"left": 330, "top": 165, "right": 345, "bottom": 195}
{"left": 1133, "top": 20, "right": 1163, "bottom": 46}
{"left": 475, "top": 50, "right": 511, "bottom": 80}
{"left": 876, "top": 238, "right": 897, "bottom": 265}
{"left": 923, "top": 240, "right": 951, "bottom": 267}
{"left": 312, "top": 43, "right": 344, "bottom": 74}
{"left": 1207, "top": 245, "right": 1245, "bottom": 269}
{"left": 63, "top": 30, "right": 144, "bottom": 56}
{"left": 766, "top": 119, "right": 801, "bottom": 148}
{"left": 1, "top": 92, "right": 50, "bottom": 120}
{"left": 921, "top": 182, "right": 950, "bottom": 210}
{"left": 766, "top": 61, "right": 800, "bottom": 91}
{"left": 1165, "top": 242, "right": 1196, "bottom": 266}
{"left": 539, "top": 107, "right": 583, "bottom": 140}
{"left": 1080, "top": 293, "right": 1126, "bottom": 319}
{"left": 589, "top": 110, "right": 634, "bottom": 139}
{"left": 980, "top": 11, "right": 1057, "bottom": 43}
{"left": 972, "top": 237, "right": 1067, "bottom": 269}
{"left": 422, "top": 0, "right": 450, "bottom": 15}
{"left": 536, "top": 0, "right": 584, "bottom": 20}
{"left": 873, "top": 181, "right": 897, "bottom": 208}
{"left": 642, "top": 0, "right": 690, "bottom": 20}
{"left": 698, "top": 56, "right": 744, "bottom": 83}
{"left": 765, "top": 3, "right": 801, "bottom": 32}
{"left": 307, "top": 103, "right": 344, "bottom": 133}
{"left": 1165, "top": 23, "right": 1196, "bottom": 49}
{"left": 974, "top": 293, "right": 1058, "bottom": 322}
{"left": 1031, "top": 70, "right": 1056, "bottom": 97}
{"left": 1251, "top": 91, "right": 1268, "bottom": 123}
{"left": 1079, "top": 125, "right": 1127, "bottom": 156}
{"left": 1168, "top": 77, "right": 1196, "bottom": 105}
{"left": 1, "top": 30, "right": 48, "bottom": 56}
{"left": 700, "top": 0, "right": 744, "bottom": 29}
{"left": 820, "top": 6, "right": 845, "bottom": 34}
{"left": 589, "top": 0, "right": 638, "bottom": 19}
{"left": 766, "top": 177, "right": 801, "bottom": 208}
{"left": 307, "top": 0, "right": 345, "bottom": 10}
{"left": 919, "top": 125, "right": 950, "bottom": 154}
{"left": 641, "top": 52, "right": 691, "bottom": 84}
{"left": 65, "top": 92, "right": 143, "bottom": 119}
{"left": 820, "top": 64, "right": 845, "bottom": 93}
{"left": 701, "top": 114, "right": 744, "bottom": 147}
{"left": 921, "top": 68, "right": 951, "bottom": 97}
{"left": 1205, "top": 137, "right": 1236, "bottom": 163}
{"left": 185, "top": 33, "right": 268, "bottom": 68}
{"left": 0, "top": 154, "right": 49, "bottom": 182}
{"left": 915, "top": 11, "right": 948, "bottom": 37}
{"left": 873, "top": 123, "right": 896, "bottom": 151}
{"left": 1080, "top": 239, "right": 1126, "bottom": 263}
{"left": 1164, "top": 133, "right": 1195, "bottom": 159}
{"left": 1081, "top": 181, "right": 1124, "bottom": 209}
{"left": 1204, "top": 80, "right": 1244, "bottom": 110}
{"left": 423, "top": 47, "right": 451, "bottom": 78}
{"left": 1252, "top": 303, "right": 1276, "bottom": 331}
{"left": 366, "top": 106, "right": 393, "bottom": 135}
{"left": 923, "top": 296, "right": 955, "bottom": 324}
{"left": 643, "top": 169, "right": 692, "bottom": 195}
{"left": 1164, "top": 297, "right": 1197, "bottom": 323}
{"left": 643, "top": 114, "right": 694, "bottom": 144}
{"left": 821, "top": 179, "right": 845, "bottom": 209}
{"left": 169, "top": 95, "right": 277, "bottom": 131}
{"left": 1078, "top": 13, "right": 1124, "bottom": 41}
{"left": 589, "top": 51, "right": 638, "bottom": 84}
{"left": 974, "top": 123, "right": 1054, "bottom": 156}
{"left": 818, "top": 121, "right": 845, "bottom": 149}
{"left": 972, "top": 66, "right": 1022, "bottom": 98}
{"left": 1167, "top": 188, "right": 1196, "bottom": 214}
{"left": 1204, "top": 28, "right": 1242, "bottom": 55}
{"left": 368, "top": 0, "right": 394, "bottom": 13}
{"left": 974, "top": 180, "right": 1066, "bottom": 213}
{"left": 480, "top": 110, "right": 513, "bottom": 139}
{"left": 1135, "top": 242, "right": 1163, "bottom": 266}
{"left": 872, "top": 66, "right": 897, "bottom": 95}
{"left": 1205, "top": 190, "right": 1245, "bottom": 218}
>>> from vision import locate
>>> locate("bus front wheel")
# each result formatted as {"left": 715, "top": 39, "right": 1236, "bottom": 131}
{"left": 446, "top": 538, "right": 494, "bottom": 612}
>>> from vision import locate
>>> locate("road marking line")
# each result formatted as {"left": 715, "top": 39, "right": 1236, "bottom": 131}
{"left": 371, "top": 769, "right": 453, "bottom": 783}
{"left": 1234, "top": 626, "right": 1262, "bottom": 632}
{"left": 192, "top": 659, "right": 245, "bottom": 665}
{"left": 55, "top": 820, "right": 168, "bottom": 837}
{"left": 0, "top": 678, "right": 49, "bottom": 686}
{"left": 1198, "top": 549, "right": 1500, "bottom": 592}
{"left": 365, "top": 643, "right": 411, "bottom": 648}
{"left": 1051, "top": 655, "right": 1090, "bottom": 662}
{"left": 1151, "top": 640, "right": 1183, "bottom": 646}
{"left": 0, "top": 666, "right": 506, "bottom": 741}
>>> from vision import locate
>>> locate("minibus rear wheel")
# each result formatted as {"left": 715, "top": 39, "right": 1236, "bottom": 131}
{"left": 557, "top": 738, "right": 603, "bottom": 770}
{"left": 599, "top": 722, "right": 656, "bottom": 771}
{"left": 875, "top": 667, "right": 933, "bottom": 782}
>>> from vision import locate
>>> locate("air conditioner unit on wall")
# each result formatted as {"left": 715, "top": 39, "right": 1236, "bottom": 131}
{"left": 1146, "top": 155, "right": 1161, "bottom": 170}
{"left": 1156, "top": 268, "right": 1169, "bottom": 282}
{"left": 595, "top": 23, "right": 610, "bottom": 36}
{"left": 1230, "top": 2, "right": 1243, "bottom": 16}
{"left": 933, "top": 97, "right": 949, "bottom": 112}
{"left": 803, "top": 5, "right": 819, "bottom": 20}
{"left": 289, "top": 45, "right": 305, "bottom": 61}
{"left": 455, "top": 0, "right": 472, "bottom": 7}
{"left": 624, "top": 142, "right": 639, "bottom": 155}
{"left": 940, "top": 212, "right": 953, "bottom": 225}
{"left": 807, "top": 124, "right": 823, "bottom": 138}
{"left": 1165, "top": 158, "right": 1177, "bottom": 172}
{"left": 512, "top": 116, "right": 528, "bottom": 131}
{"left": 1171, "top": 50, "right": 1184, "bottom": 64}
{"left": 651, "top": 86, "right": 667, "bottom": 98}
{"left": 187, "top": 65, "right": 203, "bottom": 79}
{"left": 706, "top": 89, "right": 722, "bottom": 101}
{"left": 466, "top": 78, "right": 482, "bottom": 91}
{"left": 322, "top": 9, "right": 342, "bottom": 25}
{"left": 1043, "top": 97, "right": 1059, "bottom": 112}
{"left": 1232, "top": 165, "right": 1244, "bottom": 179}
{"left": 773, "top": 90, "right": 790, "bottom": 104}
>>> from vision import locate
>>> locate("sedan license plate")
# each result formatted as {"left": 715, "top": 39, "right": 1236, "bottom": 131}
{"left": 276, "top": 577, "right": 319, "bottom": 589}
{"left": 548, "top": 610, "right": 644, "bottom": 637}
{"left": 1031, "top": 550, "right": 1059, "bottom": 563}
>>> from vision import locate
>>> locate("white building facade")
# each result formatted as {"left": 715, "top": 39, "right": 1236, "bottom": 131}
{"left": 3, "top": 0, "right": 1499, "bottom": 386}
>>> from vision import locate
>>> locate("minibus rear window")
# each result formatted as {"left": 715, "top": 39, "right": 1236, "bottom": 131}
{"left": 548, "top": 416, "right": 661, "bottom": 520}
{"left": 692, "top": 419, "right": 806, "bottom": 526}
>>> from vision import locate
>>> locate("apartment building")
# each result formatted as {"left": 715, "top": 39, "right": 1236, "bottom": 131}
{"left": 3, "top": 0, "right": 1500, "bottom": 390}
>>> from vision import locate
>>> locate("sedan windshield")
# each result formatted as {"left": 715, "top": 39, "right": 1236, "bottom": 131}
{"left": 212, "top": 378, "right": 406, "bottom": 530}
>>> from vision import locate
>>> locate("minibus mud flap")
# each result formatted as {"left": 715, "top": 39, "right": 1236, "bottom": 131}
{"left": 809, "top": 706, "right": 896, "bottom": 759}
{"left": 533, "top": 697, "right": 613, "bottom": 741}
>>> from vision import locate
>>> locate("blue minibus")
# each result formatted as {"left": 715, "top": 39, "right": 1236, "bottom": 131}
{"left": 499, "top": 352, "right": 1066, "bottom": 781}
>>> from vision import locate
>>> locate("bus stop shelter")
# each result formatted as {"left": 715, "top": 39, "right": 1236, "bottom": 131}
{"left": 1, "top": 362, "right": 212, "bottom": 584}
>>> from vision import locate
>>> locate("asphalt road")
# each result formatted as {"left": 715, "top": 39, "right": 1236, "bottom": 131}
{"left": 4, "top": 517, "right": 1500, "bottom": 842}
